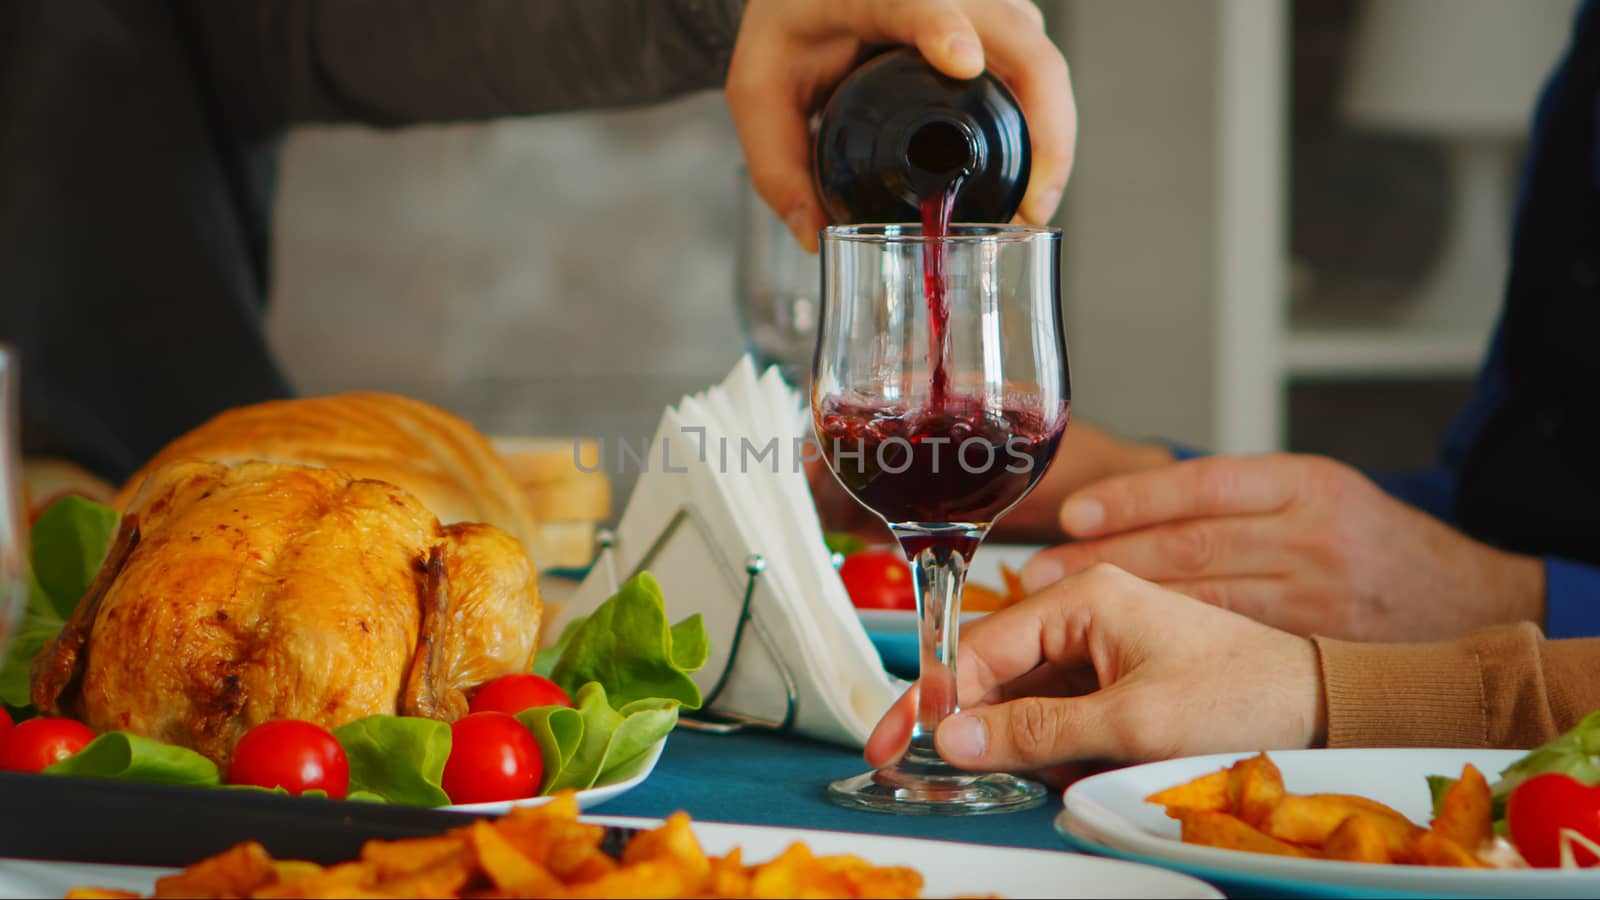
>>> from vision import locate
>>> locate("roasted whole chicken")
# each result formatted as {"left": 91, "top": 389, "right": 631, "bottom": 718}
{"left": 30, "top": 457, "right": 542, "bottom": 767}
{"left": 112, "top": 392, "right": 547, "bottom": 564}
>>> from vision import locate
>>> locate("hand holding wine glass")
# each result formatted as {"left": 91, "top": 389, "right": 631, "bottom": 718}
{"left": 813, "top": 223, "right": 1068, "bottom": 814}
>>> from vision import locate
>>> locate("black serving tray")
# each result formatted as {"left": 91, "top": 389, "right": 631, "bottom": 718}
{"left": 0, "top": 772, "right": 483, "bottom": 867}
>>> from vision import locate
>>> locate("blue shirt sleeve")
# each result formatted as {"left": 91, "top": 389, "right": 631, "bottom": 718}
{"left": 1368, "top": 319, "right": 1508, "bottom": 522}
{"left": 1542, "top": 557, "right": 1600, "bottom": 638}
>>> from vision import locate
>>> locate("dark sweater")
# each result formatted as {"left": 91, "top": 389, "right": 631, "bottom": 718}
{"left": 1373, "top": 2, "right": 1600, "bottom": 636}
{"left": 0, "top": 0, "right": 741, "bottom": 482}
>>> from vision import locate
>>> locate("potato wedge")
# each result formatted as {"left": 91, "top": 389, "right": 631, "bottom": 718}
{"left": 1322, "top": 813, "right": 1392, "bottom": 865}
{"left": 1227, "top": 753, "right": 1286, "bottom": 827}
{"left": 468, "top": 820, "right": 563, "bottom": 895}
{"left": 1180, "top": 810, "right": 1311, "bottom": 858}
{"left": 151, "top": 841, "right": 275, "bottom": 899}
{"left": 1145, "top": 768, "right": 1230, "bottom": 819}
{"left": 622, "top": 811, "right": 712, "bottom": 887}
{"left": 1431, "top": 763, "right": 1493, "bottom": 853}
{"left": 1413, "top": 831, "right": 1488, "bottom": 868}
{"left": 248, "top": 861, "right": 368, "bottom": 900}
{"left": 1262, "top": 794, "right": 1422, "bottom": 860}
{"left": 361, "top": 835, "right": 463, "bottom": 879}
{"left": 71, "top": 788, "right": 944, "bottom": 899}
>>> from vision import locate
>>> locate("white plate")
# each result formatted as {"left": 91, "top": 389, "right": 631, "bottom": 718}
{"left": 0, "top": 814, "right": 1221, "bottom": 899}
{"left": 966, "top": 543, "right": 1043, "bottom": 590}
{"left": 1058, "top": 748, "right": 1600, "bottom": 898}
{"left": 856, "top": 608, "right": 985, "bottom": 634}
{"left": 855, "top": 543, "right": 1044, "bottom": 635}
{"left": 445, "top": 735, "right": 666, "bottom": 815}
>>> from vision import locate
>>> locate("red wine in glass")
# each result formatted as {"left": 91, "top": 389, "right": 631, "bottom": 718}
{"left": 816, "top": 399, "right": 1067, "bottom": 556}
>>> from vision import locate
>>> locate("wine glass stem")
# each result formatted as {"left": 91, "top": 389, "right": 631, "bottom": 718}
{"left": 892, "top": 526, "right": 983, "bottom": 776}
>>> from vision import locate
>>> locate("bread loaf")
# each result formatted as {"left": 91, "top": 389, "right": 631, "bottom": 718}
{"left": 491, "top": 436, "right": 611, "bottom": 569}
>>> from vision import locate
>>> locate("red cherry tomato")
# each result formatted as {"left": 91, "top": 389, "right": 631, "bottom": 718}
{"left": 839, "top": 550, "right": 916, "bottom": 611}
{"left": 468, "top": 674, "right": 573, "bottom": 716}
{"left": 442, "top": 712, "right": 543, "bottom": 805}
{"left": 0, "top": 717, "right": 95, "bottom": 773}
{"left": 227, "top": 720, "right": 350, "bottom": 800}
{"left": 1508, "top": 773, "right": 1600, "bottom": 868}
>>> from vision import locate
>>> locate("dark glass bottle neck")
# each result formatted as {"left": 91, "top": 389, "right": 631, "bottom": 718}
{"left": 895, "top": 114, "right": 983, "bottom": 202}
{"left": 812, "top": 47, "right": 1030, "bottom": 225}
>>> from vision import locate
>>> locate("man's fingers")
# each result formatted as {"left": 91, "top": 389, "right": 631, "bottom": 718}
{"left": 936, "top": 693, "right": 1129, "bottom": 771}
{"left": 962, "top": 0, "right": 1075, "bottom": 224}
{"left": 952, "top": 563, "right": 1143, "bottom": 707}
{"left": 864, "top": 683, "right": 919, "bottom": 768}
{"left": 846, "top": 0, "right": 984, "bottom": 77}
{"left": 1021, "top": 516, "right": 1287, "bottom": 587}
{"left": 950, "top": 588, "right": 1084, "bottom": 709}
{"left": 725, "top": 39, "right": 841, "bottom": 252}
{"left": 1059, "top": 454, "right": 1301, "bottom": 539}
{"left": 986, "top": 661, "right": 1098, "bottom": 706}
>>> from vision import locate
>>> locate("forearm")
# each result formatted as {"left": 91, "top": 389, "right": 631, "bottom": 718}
{"left": 181, "top": 0, "right": 743, "bottom": 132}
{"left": 1314, "top": 623, "right": 1600, "bottom": 750}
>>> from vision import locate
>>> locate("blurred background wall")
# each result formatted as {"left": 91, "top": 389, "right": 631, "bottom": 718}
{"left": 265, "top": 0, "right": 1578, "bottom": 512}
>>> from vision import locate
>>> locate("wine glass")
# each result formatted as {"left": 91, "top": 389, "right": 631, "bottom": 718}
{"left": 733, "top": 166, "right": 819, "bottom": 389}
{"left": 0, "top": 346, "right": 26, "bottom": 668}
{"left": 813, "top": 224, "right": 1068, "bottom": 815}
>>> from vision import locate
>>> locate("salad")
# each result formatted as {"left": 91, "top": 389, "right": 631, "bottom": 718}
{"left": 0, "top": 497, "right": 706, "bottom": 807}
{"left": 1428, "top": 712, "right": 1600, "bottom": 869}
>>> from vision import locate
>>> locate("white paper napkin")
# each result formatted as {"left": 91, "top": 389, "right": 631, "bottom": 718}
{"left": 562, "top": 358, "right": 901, "bottom": 747}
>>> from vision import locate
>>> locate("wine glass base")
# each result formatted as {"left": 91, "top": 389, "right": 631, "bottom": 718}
{"left": 827, "top": 768, "right": 1047, "bottom": 816}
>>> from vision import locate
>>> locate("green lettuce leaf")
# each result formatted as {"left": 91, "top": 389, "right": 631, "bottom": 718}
{"left": 29, "top": 496, "right": 119, "bottom": 620}
{"left": 1426, "top": 774, "right": 1454, "bottom": 818}
{"left": 823, "top": 531, "right": 868, "bottom": 558}
{"left": 3, "top": 497, "right": 121, "bottom": 710}
{"left": 45, "top": 731, "right": 219, "bottom": 786}
{"left": 219, "top": 783, "right": 385, "bottom": 803}
{"left": 1496, "top": 710, "right": 1600, "bottom": 795}
{"left": 603, "top": 698, "right": 678, "bottom": 783}
{"left": 531, "top": 618, "right": 584, "bottom": 678}
{"left": 669, "top": 615, "right": 709, "bottom": 674}
{"left": 548, "top": 573, "right": 706, "bottom": 710}
{"left": 517, "top": 704, "right": 583, "bottom": 794}
{"left": 0, "top": 605, "right": 62, "bottom": 708}
{"left": 541, "top": 683, "right": 677, "bottom": 792}
{"left": 333, "top": 715, "right": 451, "bottom": 807}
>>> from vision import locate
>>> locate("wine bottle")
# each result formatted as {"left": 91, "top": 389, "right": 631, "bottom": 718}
{"left": 812, "top": 48, "right": 1031, "bottom": 225}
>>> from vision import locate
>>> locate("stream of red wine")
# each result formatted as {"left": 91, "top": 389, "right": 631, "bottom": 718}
{"left": 919, "top": 176, "right": 962, "bottom": 410}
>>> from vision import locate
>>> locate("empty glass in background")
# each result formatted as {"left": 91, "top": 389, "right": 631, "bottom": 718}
{"left": 0, "top": 347, "right": 26, "bottom": 669}
{"left": 733, "top": 167, "right": 820, "bottom": 390}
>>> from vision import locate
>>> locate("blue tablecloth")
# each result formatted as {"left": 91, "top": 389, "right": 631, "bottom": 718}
{"left": 598, "top": 728, "right": 1065, "bottom": 850}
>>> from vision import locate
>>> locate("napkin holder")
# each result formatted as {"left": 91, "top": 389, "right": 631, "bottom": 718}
{"left": 588, "top": 504, "right": 799, "bottom": 735}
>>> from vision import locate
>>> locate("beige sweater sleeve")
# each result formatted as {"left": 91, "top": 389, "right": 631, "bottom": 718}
{"left": 1313, "top": 623, "right": 1600, "bottom": 749}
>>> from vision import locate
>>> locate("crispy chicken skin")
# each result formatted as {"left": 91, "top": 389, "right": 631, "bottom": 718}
{"left": 111, "top": 392, "right": 547, "bottom": 566}
{"left": 31, "top": 459, "right": 541, "bottom": 767}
